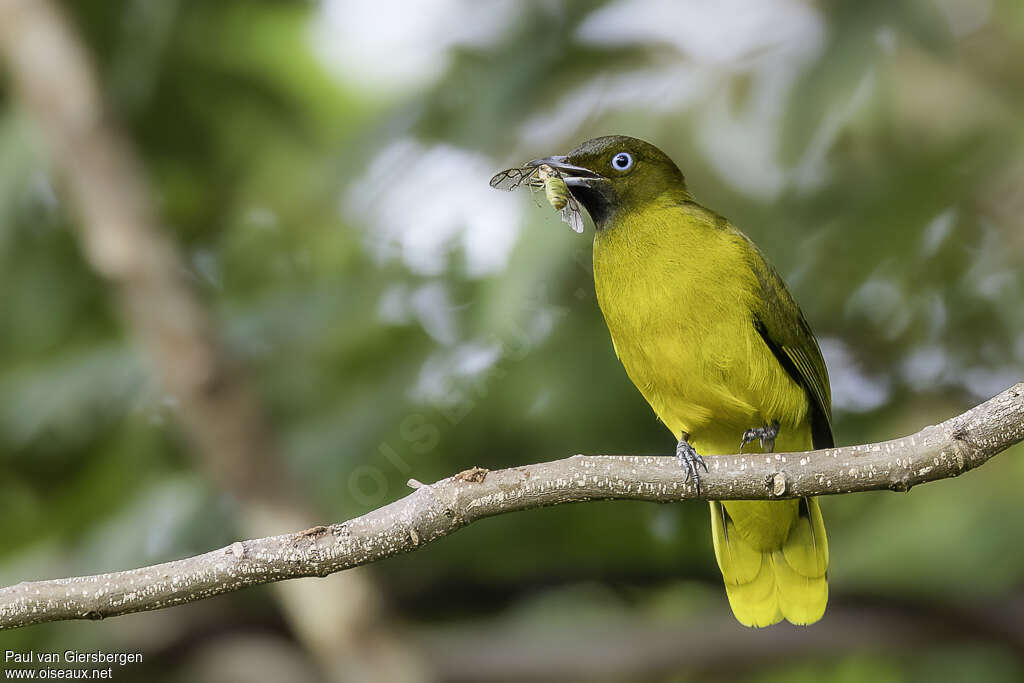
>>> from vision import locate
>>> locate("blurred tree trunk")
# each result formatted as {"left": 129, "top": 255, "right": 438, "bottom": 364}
{"left": 0, "top": 1, "right": 431, "bottom": 680}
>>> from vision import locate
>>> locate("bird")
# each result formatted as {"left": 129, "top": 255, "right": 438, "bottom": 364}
{"left": 528, "top": 135, "right": 832, "bottom": 627}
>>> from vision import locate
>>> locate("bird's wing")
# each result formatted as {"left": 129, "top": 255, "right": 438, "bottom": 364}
{"left": 742, "top": 236, "right": 834, "bottom": 449}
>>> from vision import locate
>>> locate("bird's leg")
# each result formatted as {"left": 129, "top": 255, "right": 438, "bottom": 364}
{"left": 739, "top": 420, "right": 780, "bottom": 453}
{"left": 676, "top": 434, "right": 708, "bottom": 494}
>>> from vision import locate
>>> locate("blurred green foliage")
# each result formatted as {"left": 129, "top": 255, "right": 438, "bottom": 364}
{"left": 1, "top": 0, "right": 1023, "bottom": 680}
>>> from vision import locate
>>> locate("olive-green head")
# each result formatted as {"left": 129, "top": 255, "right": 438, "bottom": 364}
{"left": 529, "top": 135, "right": 688, "bottom": 230}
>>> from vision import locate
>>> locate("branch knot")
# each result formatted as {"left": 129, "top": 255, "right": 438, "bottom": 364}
{"left": 766, "top": 471, "right": 788, "bottom": 497}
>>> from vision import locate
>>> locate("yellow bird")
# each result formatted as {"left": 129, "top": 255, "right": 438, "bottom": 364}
{"left": 529, "top": 136, "right": 832, "bottom": 627}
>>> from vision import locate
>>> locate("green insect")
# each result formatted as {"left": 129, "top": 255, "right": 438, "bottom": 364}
{"left": 489, "top": 162, "right": 584, "bottom": 233}
{"left": 537, "top": 163, "right": 569, "bottom": 211}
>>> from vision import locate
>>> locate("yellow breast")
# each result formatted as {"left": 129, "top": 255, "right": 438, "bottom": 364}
{"left": 592, "top": 199, "right": 810, "bottom": 453}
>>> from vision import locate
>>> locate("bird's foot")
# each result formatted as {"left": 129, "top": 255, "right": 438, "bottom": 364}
{"left": 739, "top": 420, "right": 780, "bottom": 453}
{"left": 675, "top": 439, "right": 708, "bottom": 494}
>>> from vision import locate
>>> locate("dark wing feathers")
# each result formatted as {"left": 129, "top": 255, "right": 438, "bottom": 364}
{"left": 754, "top": 316, "right": 834, "bottom": 449}
{"left": 743, "top": 238, "right": 834, "bottom": 450}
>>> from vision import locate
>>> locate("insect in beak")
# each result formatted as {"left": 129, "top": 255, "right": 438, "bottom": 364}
{"left": 526, "top": 156, "right": 604, "bottom": 189}
{"left": 489, "top": 156, "right": 602, "bottom": 234}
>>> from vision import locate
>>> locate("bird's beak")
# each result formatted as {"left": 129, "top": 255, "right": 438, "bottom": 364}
{"left": 528, "top": 155, "right": 613, "bottom": 227}
{"left": 527, "top": 156, "right": 604, "bottom": 189}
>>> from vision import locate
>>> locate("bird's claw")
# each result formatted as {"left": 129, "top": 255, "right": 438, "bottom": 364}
{"left": 739, "top": 420, "right": 780, "bottom": 453}
{"left": 676, "top": 440, "right": 708, "bottom": 493}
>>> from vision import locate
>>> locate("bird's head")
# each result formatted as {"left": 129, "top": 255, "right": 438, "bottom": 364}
{"left": 529, "top": 135, "right": 688, "bottom": 230}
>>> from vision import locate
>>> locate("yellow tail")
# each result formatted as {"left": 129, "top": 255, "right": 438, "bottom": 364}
{"left": 710, "top": 497, "right": 828, "bottom": 627}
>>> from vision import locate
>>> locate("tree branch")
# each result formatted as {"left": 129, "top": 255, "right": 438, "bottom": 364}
{"left": 1, "top": 383, "right": 1021, "bottom": 630}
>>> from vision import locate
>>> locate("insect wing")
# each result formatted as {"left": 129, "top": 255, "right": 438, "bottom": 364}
{"left": 561, "top": 197, "right": 585, "bottom": 234}
{"left": 489, "top": 166, "right": 537, "bottom": 191}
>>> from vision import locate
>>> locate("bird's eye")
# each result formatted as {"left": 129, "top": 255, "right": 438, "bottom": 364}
{"left": 611, "top": 152, "right": 634, "bottom": 172}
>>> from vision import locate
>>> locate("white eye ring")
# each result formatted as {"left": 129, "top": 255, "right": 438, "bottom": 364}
{"left": 611, "top": 152, "right": 633, "bottom": 172}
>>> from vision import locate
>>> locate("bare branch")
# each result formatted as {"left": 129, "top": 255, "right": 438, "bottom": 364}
{"left": 2, "top": 383, "right": 1021, "bottom": 631}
